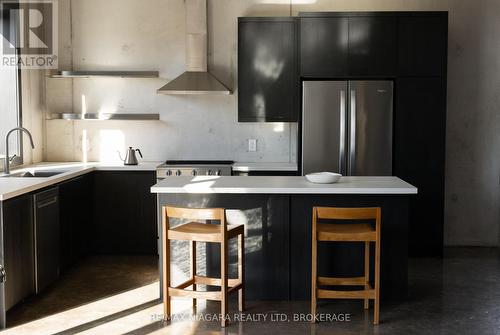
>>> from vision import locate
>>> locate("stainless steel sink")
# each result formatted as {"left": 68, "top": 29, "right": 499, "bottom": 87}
{"left": 3, "top": 170, "right": 68, "bottom": 178}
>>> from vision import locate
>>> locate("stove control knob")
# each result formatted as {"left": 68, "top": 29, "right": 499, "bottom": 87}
{"left": 191, "top": 170, "right": 197, "bottom": 176}
{"left": 175, "top": 170, "right": 182, "bottom": 176}
{"left": 216, "top": 170, "right": 222, "bottom": 176}
{"left": 166, "top": 170, "right": 172, "bottom": 176}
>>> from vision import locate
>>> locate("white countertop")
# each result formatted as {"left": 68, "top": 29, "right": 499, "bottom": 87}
{"left": 232, "top": 162, "right": 298, "bottom": 172}
{"left": 151, "top": 176, "right": 417, "bottom": 194}
{"left": 0, "top": 161, "right": 161, "bottom": 201}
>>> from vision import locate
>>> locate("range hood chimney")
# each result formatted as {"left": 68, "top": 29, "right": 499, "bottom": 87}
{"left": 157, "top": 0, "right": 231, "bottom": 95}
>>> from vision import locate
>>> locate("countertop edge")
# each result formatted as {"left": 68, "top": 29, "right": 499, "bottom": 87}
{"left": 150, "top": 187, "right": 418, "bottom": 195}
{"left": 0, "top": 162, "right": 162, "bottom": 201}
{"left": 150, "top": 176, "right": 418, "bottom": 195}
{"left": 0, "top": 168, "right": 94, "bottom": 201}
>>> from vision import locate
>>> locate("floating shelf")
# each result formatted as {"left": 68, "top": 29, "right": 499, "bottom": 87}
{"left": 48, "top": 71, "right": 159, "bottom": 78}
{"left": 50, "top": 113, "right": 160, "bottom": 121}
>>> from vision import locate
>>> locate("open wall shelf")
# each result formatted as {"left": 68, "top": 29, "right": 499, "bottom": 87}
{"left": 49, "top": 113, "right": 160, "bottom": 121}
{"left": 48, "top": 71, "right": 159, "bottom": 78}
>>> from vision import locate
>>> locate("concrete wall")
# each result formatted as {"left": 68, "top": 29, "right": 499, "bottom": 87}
{"left": 43, "top": 0, "right": 500, "bottom": 246}
{"left": 45, "top": 0, "right": 297, "bottom": 164}
{"left": 21, "top": 70, "right": 45, "bottom": 164}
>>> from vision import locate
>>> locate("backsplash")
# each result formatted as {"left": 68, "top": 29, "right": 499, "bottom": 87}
{"left": 45, "top": 0, "right": 297, "bottom": 164}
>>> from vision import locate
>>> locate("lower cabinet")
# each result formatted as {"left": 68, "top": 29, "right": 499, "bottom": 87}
{"left": 93, "top": 171, "right": 157, "bottom": 254}
{"left": 0, "top": 170, "right": 157, "bottom": 328}
{"left": 59, "top": 174, "right": 93, "bottom": 270}
{"left": 2, "top": 194, "right": 34, "bottom": 311}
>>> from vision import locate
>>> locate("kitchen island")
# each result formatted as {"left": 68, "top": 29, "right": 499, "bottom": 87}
{"left": 151, "top": 176, "right": 417, "bottom": 301}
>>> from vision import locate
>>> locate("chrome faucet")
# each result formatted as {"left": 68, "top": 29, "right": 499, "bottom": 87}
{"left": 3, "top": 127, "right": 35, "bottom": 175}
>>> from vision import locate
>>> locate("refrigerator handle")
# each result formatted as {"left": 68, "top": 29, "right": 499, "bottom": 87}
{"left": 349, "top": 89, "right": 356, "bottom": 176}
{"left": 339, "top": 90, "right": 346, "bottom": 175}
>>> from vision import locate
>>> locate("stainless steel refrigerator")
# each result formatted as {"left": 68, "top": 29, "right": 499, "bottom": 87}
{"left": 301, "top": 80, "right": 393, "bottom": 176}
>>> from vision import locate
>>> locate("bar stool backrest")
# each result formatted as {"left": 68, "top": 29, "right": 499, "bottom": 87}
{"left": 163, "top": 206, "right": 227, "bottom": 233}
{"left": 314, "top": 207, "right": 381, "bottom": 229}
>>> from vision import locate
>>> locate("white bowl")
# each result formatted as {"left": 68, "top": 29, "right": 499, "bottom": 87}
{"left": 305, "top": 172, "right": 342, "bottom": 184}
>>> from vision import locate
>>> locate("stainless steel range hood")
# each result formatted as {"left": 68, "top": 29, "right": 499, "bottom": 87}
{"left": 158, "top": 71, "right": 230, "bottom": 95}
{"left": 157, "top": 0, "right": 231, "bottom": 95}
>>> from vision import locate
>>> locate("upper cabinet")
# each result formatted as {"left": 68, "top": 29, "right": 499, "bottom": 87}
{"left": 398, "top": 14, "right": 448, "bottom": 77}
{"left": 300, "top": 17, "right": 348, "bottom": 77}
{"left": 238, "top": 12, "right": 447, "bottom": 122}
{"left": 238, "top": 17, "right": 298, "bottom": 122}
{"left": 299, "top": 14, "right": 397, "bottom": 78}
{"left": 348, "top": 16, "right": 397, "bottom": 76}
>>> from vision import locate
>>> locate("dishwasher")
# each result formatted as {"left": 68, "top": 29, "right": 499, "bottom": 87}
{"left": 34, "top": 187, "right": 60, "bottom": 293}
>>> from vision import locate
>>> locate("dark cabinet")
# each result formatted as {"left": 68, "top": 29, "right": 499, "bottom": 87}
{"left": 2, "top": 195, "right": 34, "bottom": 311}
{"left": 239, "top": 11, "right": 447, "bottom": 255}
{"left": 59, "top": 174, "right": 93, "bottom": 270}
{"left": 93, "top": 171, "right": 157, "bottom": 254}
{"left": 394, "top": 77, "right": 447, "bottom": 256}
{"left": 299, "top": 15, "right": 396, "bottom": 77}
{"left": 398, "top": 14, "right": 448, "bottom": 76}
{"left": 34, "top": 188, "right": 60, "bottom": 293}
{"left": 0, "top": 169, "right": 158, "bottom": 328}
{"left": 297, "top": 11, "right": 447, "bottom": 256}
{"left": 348, "top": 16, "right": 397, "bottom": 76}
{"left": 300, "top": 17, "right": 348, "bottom": 77}
{"left": 238, "top": 18, "right": 298, "bottom": 122}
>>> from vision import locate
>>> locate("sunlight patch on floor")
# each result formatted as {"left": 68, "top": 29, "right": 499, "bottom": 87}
{"left": 2, "top": 281, "right": 210, "bottom": 335}
{"left": 3, "top": 282, "right": 160, "bottom": 335}
{"left": 78, "top": 302, "right": 204, "bottom": 335}
{"left": 76, "top": 303, "right": 163, "bottom": 335}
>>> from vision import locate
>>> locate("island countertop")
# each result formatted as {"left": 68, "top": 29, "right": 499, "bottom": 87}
{"left": 151, "top": 176, "right": 417, "bottom": 194}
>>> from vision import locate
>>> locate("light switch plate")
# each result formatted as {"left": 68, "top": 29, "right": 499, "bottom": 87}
{"left": 248, "top": 139, "right": 257, "bottom": 152}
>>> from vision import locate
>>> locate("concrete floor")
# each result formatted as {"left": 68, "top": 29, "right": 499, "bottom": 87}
{"left": 6, "top": 255, "right": 159, "bottom": 328}
{"left": 4, "top": 248, "right": 500, "bottom": 335}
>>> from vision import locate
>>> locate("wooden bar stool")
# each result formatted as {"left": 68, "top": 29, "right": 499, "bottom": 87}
{"left": 162, "top": 206, "right": 245, "bottom": 327}
{"left": 311, "top": 207, "right": 381, "bottom": 325}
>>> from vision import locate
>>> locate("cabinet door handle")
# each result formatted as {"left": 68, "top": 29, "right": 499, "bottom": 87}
{"left": 0, "top": 265, "right": 6, "bottom": 283}
{"left": 37, "top": 196, "right": 58, "bottom": 209}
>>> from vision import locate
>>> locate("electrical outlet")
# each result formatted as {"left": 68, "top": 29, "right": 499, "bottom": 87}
{"left": 248, "top": 139, "right": 257, "bottom": 152}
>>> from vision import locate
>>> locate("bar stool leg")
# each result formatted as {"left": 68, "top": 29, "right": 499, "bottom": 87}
{"left": 162, "top": 232, "right": 171, "bottom": 321}
{"left": 311, "top": 209, "right": 317, "bottom": 322}
{"left": 190, "top": 241, "right": 197, "bottom": 309}
{"left": 374, "top": 238, "right": 381, "bottom": 324}
{"left": 221, "top": 235, "right": 228, "bottom": 327}
{"left": 238, "top": 233, "right": 245, "bottom": 312}
{"left": 364, "top": 241, "right": 370, "bottom": 310}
